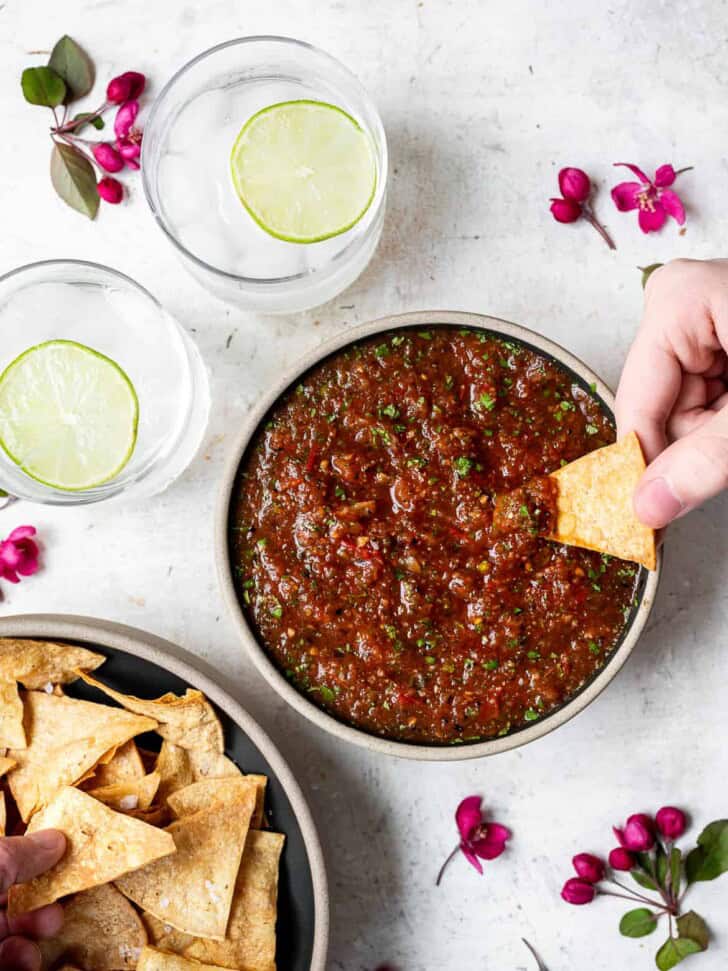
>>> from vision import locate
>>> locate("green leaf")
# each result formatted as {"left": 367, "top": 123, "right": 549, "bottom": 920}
{"left": 631, "top": 868, "right": 659, "bottom": 891}
{"left": 686, "top": 819, "right": 728, "bottom": 884}
{"left": 21, "top": 66, "right": 66, "bottom": 107}
{"left": 71, "top": 111, "right": 104, "bottom": 132}
{"left": 639, "top": 263, "right": 663, "bottom": 288}
{"left": 619, "top": 908, "right": 658, "bottom": 938}
{"left": 50, "top": 143, "right": 99, "bottom": 220}
{"left": 676, "top": 911, "right": 709, "bottom": 951}
{"left": 669, "top": 847, "right": 682, "bottom": 897}
{"left": 655, "top": 936, "right": 702, "bottom": 970}
{"left": 48, "top": 35, "right": 94, "bottom": 101}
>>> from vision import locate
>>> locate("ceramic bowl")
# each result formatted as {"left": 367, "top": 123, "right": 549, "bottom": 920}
{"left": 215, "top": 310, "right": 662, "bottom": 761}
{"left": 0, "top": 613, "right": 329, "bottom": 971}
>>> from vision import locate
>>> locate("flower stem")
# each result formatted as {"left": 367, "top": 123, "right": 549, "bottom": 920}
{"left": 673, "top": 166, "right": 694, "bottom": 177}
{"left": 608, "top": 878, "right": 663, "bottom": 908}
{"left": 435, "top": 844, "right": 461, "bottom": 886}
{"left": 582, "top": 206, "right": 616, "bottom": 250}
{"left": 52, "top": 101, "right": 110, "bottom": 135}
{"left": 600, "top": 889, "right": 669, "bottom": 911}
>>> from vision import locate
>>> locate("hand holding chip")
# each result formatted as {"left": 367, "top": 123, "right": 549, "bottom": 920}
{"left": 616, "top": 258, "right": 728, "bottom": 528}
{"left": 0, "top": 831, "right": 65, "bottom": 971}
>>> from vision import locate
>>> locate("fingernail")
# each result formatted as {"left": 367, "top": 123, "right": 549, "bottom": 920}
{"left": 635, "top": 476, "right": 684, "bottom": 527}
{"left": 29, "top": 830, "right": 65, "bottom": 853}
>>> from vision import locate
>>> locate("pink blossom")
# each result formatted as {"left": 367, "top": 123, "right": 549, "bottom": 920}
{"left": 656, "top": 806, "right": 687, "bottom": 841}
{"left": 97, "top": 177, "right": 123, "bottom": 204}
{"left": 106, "top": 71, "right": 146, "bottom": 104}
{"left": 572, "top": 853, "right": 605, "bottom": 884}
{"left": 611, "top": 163, "right": 689, "bottom": 233}
{"left": 0, "top": 525, "right": 39, "bottom": 584}
{"left": 549, "top": 166, "right": 615, "bottom": 249}
{"left": 114, "top": 100, "right": 143, "bottom": 170}
{"left": 561, "top": 877, "right": 596, "bottom": 905}
{"left": 614, "top": 813, "right": 655, "bottom": 852}
{"left": 436, "top": 795, "right": 511, "bottom": 884}
{"left": 92, "top": 142, "right": 124, "bottom": 173}
{"left": 608, "top": 847, "right": 635, "bottom": 871}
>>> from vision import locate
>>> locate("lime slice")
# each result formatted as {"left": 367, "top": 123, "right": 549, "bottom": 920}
{"left": 230, "top": 99, "right": 377, "bottom": 243}
{"left": 0, "top": 340, "right": 138, "bottom": 491}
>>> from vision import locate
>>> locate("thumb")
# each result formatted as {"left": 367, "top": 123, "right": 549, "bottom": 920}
{"left": 634, "top": 405, "right": 728, "bottom": 528}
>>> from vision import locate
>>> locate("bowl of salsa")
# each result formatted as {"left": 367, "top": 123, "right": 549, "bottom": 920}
{"left": 216, "top": 311, "right": 661, "bottom": 760}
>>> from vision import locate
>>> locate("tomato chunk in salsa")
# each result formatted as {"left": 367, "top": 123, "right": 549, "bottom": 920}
{"left": 230, "top": 327, "right": 641, "bottom": 744}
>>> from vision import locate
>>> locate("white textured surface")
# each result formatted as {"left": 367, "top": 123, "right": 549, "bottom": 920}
{"left": 2, "top": 1, "right": 728, "bottom": 968}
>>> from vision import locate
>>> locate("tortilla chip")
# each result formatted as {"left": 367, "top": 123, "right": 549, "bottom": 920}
{"left": 156, "top": 743, "right": 241, "bottom": 805}
{"left": 88, "top": 772, "right": 161, "bottom": 813}
{"left": 39, "top": 883, "right": 148, "bottom": 970}
{"left": 140, "top": 916, "right": 195, "bottom": 956}
{"left": 0, "top": 755, "right": 16, "bottom": 778}
{"left": 115, "top": 794, "right": 255, "bottom": 940}
{"left": 7, "top": 786, "right": 176, "bottom": 916}
{"left": 547, "top": 431, "right": 656, "bottom": 570}
{"left": 0, "top": 791, "right": 5, "bottom": 836}
{"left": 78, "top": 674, "right": 224, "bottom": 754}
{"left": 8, "top": 692, "right": 158, "bottom": 821}
{"left": 87, "top": 740, "right": 146, "bottom": 789}
{"left": 0, "top": 639, "right": 105, "bottom": 689}
{"left": 168, "top": 776, "right": 267, "bottom": 829}
{"left": 0, "top": 681, "right": 25, "bottom": 748}
{"left": 184, "top": 831, "right": 284, "bottom": 971}
{"left": 138, "top": 948, "right": 229, "bottom": 971}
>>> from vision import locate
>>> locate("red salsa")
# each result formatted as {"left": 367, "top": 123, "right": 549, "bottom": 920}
{"left": 230, "top": 327, "right": 641, "bottom": 744}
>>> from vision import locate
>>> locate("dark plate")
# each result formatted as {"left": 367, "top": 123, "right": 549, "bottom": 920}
{"left": 0, "top": 614, "right": 328, "bottom": 971}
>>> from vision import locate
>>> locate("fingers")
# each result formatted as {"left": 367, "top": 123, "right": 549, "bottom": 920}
{"left": 0, "top": 832, "right": 65, "bottom": 894}
{"left": 0, "top": 902, "right": 63, "bottom": 942}
{"left": 615, "top": 332, "right": 680, "bottom": 461}
{"left": 0, "top": 937, "right": 41, "bottom": 971}
{"left": 634, "top": 402, "right": 728, "bottom": 527}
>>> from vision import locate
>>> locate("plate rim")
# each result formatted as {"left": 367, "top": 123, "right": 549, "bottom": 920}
{"left": 0, "top": 612, "right": 329, "bottom": 971}
{"left": 215, "top": 309, "right": 662, "bottom": 761}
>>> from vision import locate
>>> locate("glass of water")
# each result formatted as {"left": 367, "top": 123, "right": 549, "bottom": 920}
{"left": 0, "top": 260, "right": 210, "bottom": 505}
{"left": 141, "top": 36, "right": 388, "bottom": 314}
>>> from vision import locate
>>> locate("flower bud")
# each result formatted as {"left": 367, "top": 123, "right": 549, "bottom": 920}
{"left": 615, "top": 814, "right": 655, "bottom": 852}
{"left": 92, "top": 142, "right": 125, "bottom": 173}
{"left": 561, "top": 877, "right": 596, "bottom": 905}
{"left": 549, "top": 198, "right": 581, "bottom": 223}
{"left": 97, "top": 177, "right": 124, "bottom": 204}
{"left": 656, "top": 807, "right": 686, "bottom": 841}
{"left": 608, "top": 847, "right": 635, "bottom": 871}
{"left": 558, "top": 167, "right": 591, "bottom": 202}
{"left": 572, "top": 853, "right": 605, "bottom": 884}
{"left": 107, "top": 71, "right": 146, "bottom": 104}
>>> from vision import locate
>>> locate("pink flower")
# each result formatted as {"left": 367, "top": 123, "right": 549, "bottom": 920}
{"left": 436, "top": 795, "right": 511, "bottom": 884}
{"left": 561, "top": 877, "right": 597, "bottom": 905}
{"left": 106, "top": 71, "right": 146, "bottom": 104}
{"left": 0, "top": 525, "right": 39, "bottom": 584}
{"left": 559, "top": 166, "right": 591, "bottom": 203}
{"left": 97, "top": 177, "right": 123, "bottom": 204}
{"left": 92, "top": 142, "right": 124, "bottom": 173}
{"left": 611, "top": 163, "right": 689, "bottom": 233}
{"left": 114, "top": 100, "right": 143, "bottom": 170}
{"left": 572, "top": 853, "right": 605, "bottom": 884}
{"left": 656, "top": 806, "right": 687, "bottom": 841}
{"left": 614, "top": 813, "right": 655, "bottom": 852}
{"left": 608, "top": 847, "right": 635, "bottom": 871}
{"left": 549, "top": 166, "right": 616, "bottom": 249}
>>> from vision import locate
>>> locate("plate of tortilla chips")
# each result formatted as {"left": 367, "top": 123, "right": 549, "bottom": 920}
{"left": 0, "top": 615, "right": 329, "bottom": 971}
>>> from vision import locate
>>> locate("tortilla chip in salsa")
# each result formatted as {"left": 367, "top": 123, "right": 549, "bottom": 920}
{"left": 547, "top": 431, "right": 656, "bottom": 570}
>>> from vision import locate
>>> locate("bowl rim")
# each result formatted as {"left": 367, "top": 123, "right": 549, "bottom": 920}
{"left": 141, "top": 34, "right": 388, "bottom": 288}
{"left": 215, "top": 310, "right": 662, "bottom": 761}
{"left": 0, "top": 612, "right": 329, "bottom": 971}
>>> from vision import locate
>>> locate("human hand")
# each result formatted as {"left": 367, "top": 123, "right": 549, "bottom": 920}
{"left": 615, "top": 258, "right": 728, "bottom": 528}
{"left": 0, "top": 831, "right": 65, "bottom": 970}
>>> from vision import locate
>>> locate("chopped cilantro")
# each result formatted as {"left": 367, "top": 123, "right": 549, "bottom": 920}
{"left": 453, "top": 456, "right": 474, "bottom": 477}
{"left": 418, "top": 330, "right": 433, "bottom": 339}
{"left": 478, "top": 392, "right": 496, "bottom": 411}
{"left": 524, "top": 708, "right": 539, "bottom": 722}
{"left": 374, "top": 343, "right": 390, "bottom": 358}
{"left": 380, "top": 403, "right": 399, "bottom": 418}
{"left": 585, "top": 424, "right": 599, "bottom": 435}
{"left": 483, "top": 659, "right": 499, "bottom": 670}
{"left": 588, "top": 641, "right": 600, "bottom": 655}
